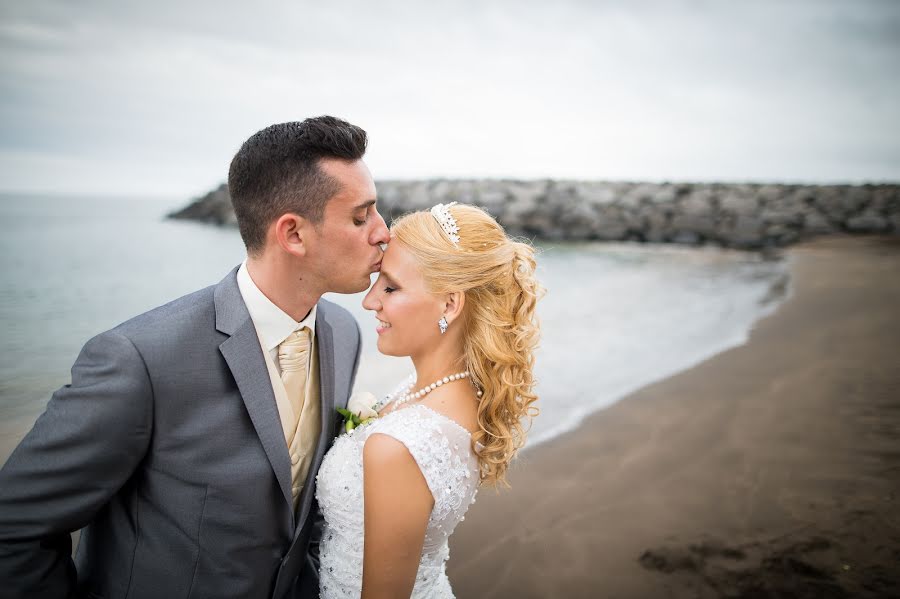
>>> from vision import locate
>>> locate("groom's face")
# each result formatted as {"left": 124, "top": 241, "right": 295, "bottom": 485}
{"left": 304, "top": 158, "right": 389, "bottom": 293}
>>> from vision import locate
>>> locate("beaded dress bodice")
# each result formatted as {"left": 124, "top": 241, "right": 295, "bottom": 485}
{"left": 316, "top": 383, "right": 480, "bottom": 599}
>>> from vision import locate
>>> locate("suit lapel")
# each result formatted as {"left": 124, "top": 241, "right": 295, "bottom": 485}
{"left": 315, "top": 309, "right": 337, "bottom": 452}
{"left": 215, "top": 269, "right": 293, "bottom": 513}
{"left": 292, "top": 305, "right": 337, "bottom": 538}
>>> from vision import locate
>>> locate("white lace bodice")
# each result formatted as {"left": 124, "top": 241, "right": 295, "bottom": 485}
{"left": 316, "top": 397, "right": 480, "bottom": 599}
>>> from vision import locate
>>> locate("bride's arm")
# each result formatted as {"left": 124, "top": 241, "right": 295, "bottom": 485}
{"left": 361, "top": 433, "right": 434, "bottom": 599}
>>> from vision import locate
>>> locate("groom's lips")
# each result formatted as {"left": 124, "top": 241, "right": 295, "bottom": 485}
{"left": 371, "top": 260, "right": 382, "bottom": 272}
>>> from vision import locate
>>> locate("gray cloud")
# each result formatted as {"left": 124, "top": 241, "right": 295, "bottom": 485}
{"left": 1, "top": 0, "right": 898, "bottom": 196}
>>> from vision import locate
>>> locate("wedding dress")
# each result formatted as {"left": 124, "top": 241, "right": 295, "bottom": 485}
{"left": 316, "top": 378, "right": 480, "bottom": 598}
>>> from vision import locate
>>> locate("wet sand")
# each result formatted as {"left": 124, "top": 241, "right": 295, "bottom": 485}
{"left": 448, "top": 236, "right": 900, "bottom": 599}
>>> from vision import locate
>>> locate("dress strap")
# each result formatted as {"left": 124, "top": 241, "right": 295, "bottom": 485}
{"left": 375, "top": 373, "right": 416, "bottom": 412}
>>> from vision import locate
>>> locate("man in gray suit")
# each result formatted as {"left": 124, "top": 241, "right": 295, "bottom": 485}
{"left": 0, "top": 116, "right": 389, "bottom": 598}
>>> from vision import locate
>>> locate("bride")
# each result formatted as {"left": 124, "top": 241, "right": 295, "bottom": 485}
{"left": 315, "top": 202, "right": 542, "bottom": 598}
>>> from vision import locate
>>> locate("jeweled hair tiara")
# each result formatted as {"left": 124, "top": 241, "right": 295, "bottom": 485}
{"left": 429, "top": 202, "right": 461, "bottom": 246}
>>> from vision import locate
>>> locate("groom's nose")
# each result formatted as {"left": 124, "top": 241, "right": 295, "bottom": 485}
{"left": 370, "top": 210, "right": 389, "bottom": 246}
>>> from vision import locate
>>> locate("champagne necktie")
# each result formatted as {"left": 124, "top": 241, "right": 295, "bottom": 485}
{"left": 278, "top": 328, "right": 311, "bottom": 425}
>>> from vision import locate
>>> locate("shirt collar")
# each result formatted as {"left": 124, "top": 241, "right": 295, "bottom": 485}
{"left": 236, "top": 261, "right": 317, "bottom": 352}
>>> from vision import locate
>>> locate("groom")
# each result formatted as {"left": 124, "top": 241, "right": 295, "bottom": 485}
{"left": 0, "top": 116, "right": 389, "bottom": 598}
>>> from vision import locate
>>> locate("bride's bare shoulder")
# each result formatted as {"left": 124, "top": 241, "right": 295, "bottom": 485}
{"left": 419, "top": 386, "right": 480, "bottom": 435}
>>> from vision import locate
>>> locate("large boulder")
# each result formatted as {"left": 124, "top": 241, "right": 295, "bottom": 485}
{"left": 168, "top": 183, "right": 234, "bottom": 226}
{"left": 846, "top": 212, "right": 891, "bottom": 233}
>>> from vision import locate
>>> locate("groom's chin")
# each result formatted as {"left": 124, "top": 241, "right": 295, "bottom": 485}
{"left": 333, "top": 277, "right": 372, "bottom": 295}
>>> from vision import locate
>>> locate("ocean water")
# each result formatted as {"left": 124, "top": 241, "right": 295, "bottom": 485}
{"left": 0, "top": 194, "right": 789, "bottom": 461}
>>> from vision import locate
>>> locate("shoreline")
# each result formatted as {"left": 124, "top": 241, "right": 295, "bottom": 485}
{"left": 526, "top": 270, "right": 789, "bottom": 452}
{"left": 447, "top": 235, "right": 900, "bottom": 598}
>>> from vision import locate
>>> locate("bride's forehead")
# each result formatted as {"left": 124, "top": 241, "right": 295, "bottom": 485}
{"left": 381, "top": 242, "right": 426, "bottom": 282}
{"left": 382, "top": 241, "right": 411, "bottom": 267}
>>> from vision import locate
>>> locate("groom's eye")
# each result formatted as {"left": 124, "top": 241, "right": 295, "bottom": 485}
{"left": 353, "top": 205, "right": 374, "bottom": 226}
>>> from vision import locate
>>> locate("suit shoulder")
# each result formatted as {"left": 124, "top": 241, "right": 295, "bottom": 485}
{"left": 111, "top": 284, "right": 217, "bottom": 338}
{"left": 318, "top": 299, "right": 361, "bottom": 338}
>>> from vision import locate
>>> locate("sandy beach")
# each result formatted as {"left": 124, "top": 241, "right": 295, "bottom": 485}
{"left": 447, "top": 236, "right": 900, "bottom": 599}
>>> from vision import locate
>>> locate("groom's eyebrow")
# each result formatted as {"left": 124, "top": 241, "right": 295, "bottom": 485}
{"left": 353, "top": 199, "right": 377, "bottom": 211}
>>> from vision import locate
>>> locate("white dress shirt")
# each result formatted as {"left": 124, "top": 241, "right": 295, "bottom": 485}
{"left": 236, "top": 261, "right": 317, "bottom": 377}
{"left": 236, "top": 261, "right": 318, "bottom": 444}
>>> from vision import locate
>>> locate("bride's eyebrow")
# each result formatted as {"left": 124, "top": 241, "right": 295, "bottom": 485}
{"left": 380, "top": 270, "right": 399, "bottom": 286}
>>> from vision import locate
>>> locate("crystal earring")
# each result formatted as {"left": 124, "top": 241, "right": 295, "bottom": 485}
{"left": 438, "top": 316, "right": 449, "bottom": 334}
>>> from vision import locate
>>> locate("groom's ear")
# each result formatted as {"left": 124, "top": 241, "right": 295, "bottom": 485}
{"left": 273, "top": 213, "right": 310, "bottom": 258}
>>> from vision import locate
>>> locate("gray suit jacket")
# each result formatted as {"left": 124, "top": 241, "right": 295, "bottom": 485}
{"left": 0, "top": 267, "right": 361, "bottom": 599}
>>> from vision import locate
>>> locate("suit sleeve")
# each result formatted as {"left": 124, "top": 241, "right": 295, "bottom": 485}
{"left": 0, "top": 330, "right": 153, "bottom": 599}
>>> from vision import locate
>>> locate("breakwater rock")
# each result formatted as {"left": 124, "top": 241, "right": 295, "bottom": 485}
{"left": 168, "top": 180, "right": 900, "bottom": 249}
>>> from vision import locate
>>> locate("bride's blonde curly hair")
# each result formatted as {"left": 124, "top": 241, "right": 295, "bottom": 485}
{"left": 391, "top": 203, "right": 543, "bottom": 487}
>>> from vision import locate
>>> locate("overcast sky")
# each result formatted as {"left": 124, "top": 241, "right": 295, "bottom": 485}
{"left": 1, "top": 0, "right": 898, "bottom": 197}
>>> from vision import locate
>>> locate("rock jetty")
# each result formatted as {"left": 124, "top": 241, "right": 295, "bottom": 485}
{"left": 168, "top": 180, "right": 900, "bottom": 250}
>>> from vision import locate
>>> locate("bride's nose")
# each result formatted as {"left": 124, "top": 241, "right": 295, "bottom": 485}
{"left": 362, "top": 286, "right": 380, "bottom": 311}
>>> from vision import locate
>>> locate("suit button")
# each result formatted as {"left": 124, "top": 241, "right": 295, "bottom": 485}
{"left": 291, "top": 452, "right": 301, "bottom": 465}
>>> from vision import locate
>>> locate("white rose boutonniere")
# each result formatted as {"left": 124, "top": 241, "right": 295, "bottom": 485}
{"left": 337, "top": 391, "right": 379, "bottom": 433}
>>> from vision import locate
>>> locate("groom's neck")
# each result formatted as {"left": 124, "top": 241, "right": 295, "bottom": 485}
{"left": 246, "top": 255, "right": 320, "bottom": 323}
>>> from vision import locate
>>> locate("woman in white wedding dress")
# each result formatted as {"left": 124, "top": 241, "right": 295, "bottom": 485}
{"left": 315, "top": 202, "right": 542, "bottom": 598}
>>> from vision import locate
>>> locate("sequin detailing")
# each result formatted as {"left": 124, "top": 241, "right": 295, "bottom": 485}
{"left": 316, "top": 399, "right": 480, "bottom": 598}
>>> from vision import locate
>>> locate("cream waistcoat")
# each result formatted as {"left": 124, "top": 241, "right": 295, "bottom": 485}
{"left": 260, "top": 333, "right": 321, "bottom": 507}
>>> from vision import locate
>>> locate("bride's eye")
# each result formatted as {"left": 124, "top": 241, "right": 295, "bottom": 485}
{"left": 384, "top": 286, "right": 396, "bottom": 294}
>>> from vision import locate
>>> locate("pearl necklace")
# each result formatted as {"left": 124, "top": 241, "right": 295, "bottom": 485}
{"left": 388, "top": 371, "right": 472, "bottom": 410}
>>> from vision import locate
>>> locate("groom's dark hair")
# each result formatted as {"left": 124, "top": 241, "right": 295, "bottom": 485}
{"left": 228, "top": 116, "right": 368, "bottom": 254}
